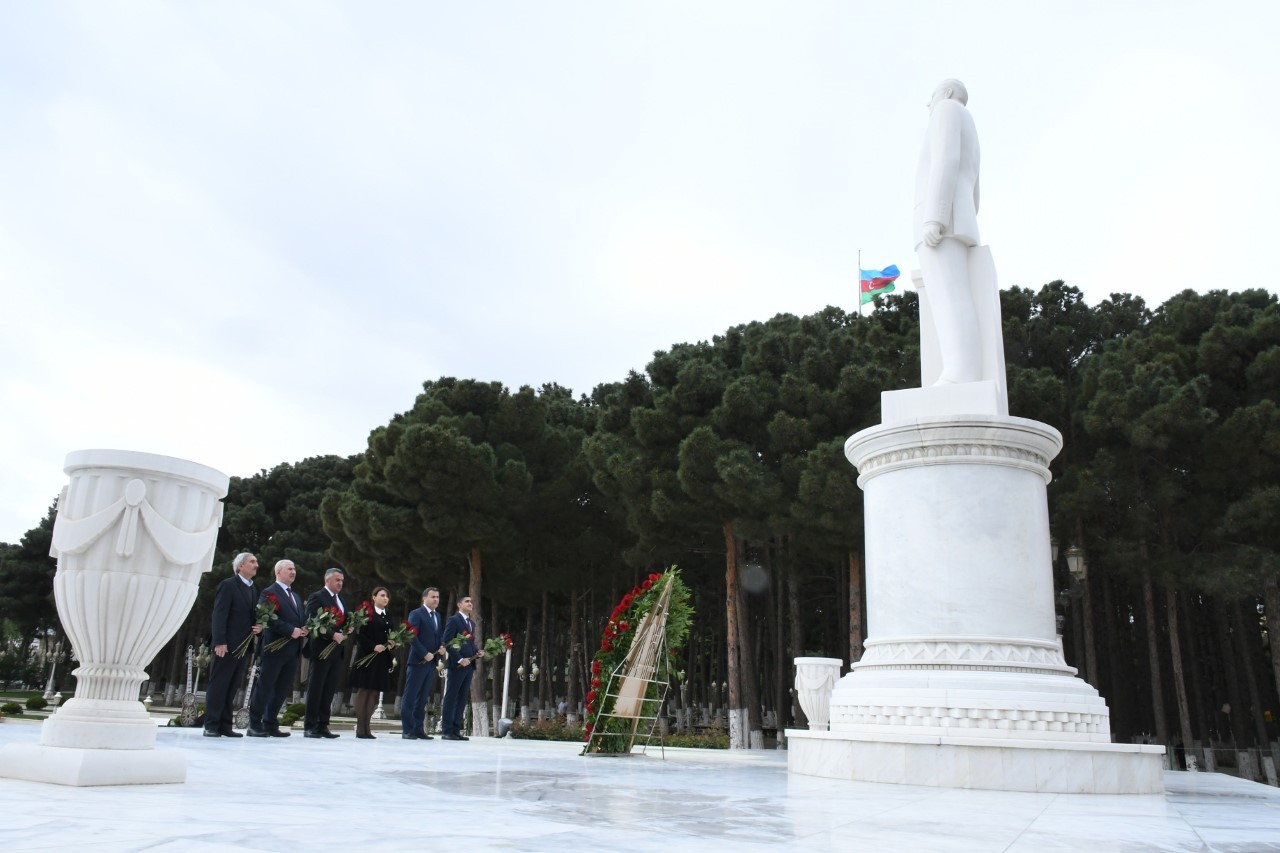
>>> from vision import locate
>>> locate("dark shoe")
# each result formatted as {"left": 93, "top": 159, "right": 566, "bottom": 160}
{"left": 442, "top": 733, "right": 465, "bottom": 741}
{"left": 220, "top": 729, "right": 244, "bottom": 738}
{"left": 356, "top": 733, "right": 375, "bottom": 740}
{"left": 320, "top": 729, "right": 339, "bottom": 739}
{"left": 402, "top": 733, "right": 420, "bottom": 739}
{"left": 268, "top": 729, "right": 291, "bottom": 738}
{"left": 417, "top": 732, "right": 434, "bottom": 740}
{"left": 203, "top": 729, "right": 221, "bottom": 737}
{"left": 303, "top": 730, "right": 321, "bottom": 738}
{"left": 246, "top": 729, "right": 269, "bottom": 738}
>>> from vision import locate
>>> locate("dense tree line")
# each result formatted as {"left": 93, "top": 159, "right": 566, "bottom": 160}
{"left": 2, "top": 284, "right": 1277, "bottom": 759}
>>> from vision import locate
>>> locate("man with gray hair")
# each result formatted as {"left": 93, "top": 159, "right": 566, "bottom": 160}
{"left": 303, "top": 567, "right": 348, "bottom": 738}
{"left": 203, "top": 552, "right": 262, "bottom": 737}
{"left": 248, "top": 559, "right": 309, "bottom": 737}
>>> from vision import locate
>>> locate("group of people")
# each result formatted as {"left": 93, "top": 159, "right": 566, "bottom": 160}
{"left": 204, "top": 552, "right": 485, "bottom": 741}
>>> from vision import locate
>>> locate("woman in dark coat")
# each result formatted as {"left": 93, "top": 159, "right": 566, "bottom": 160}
{"left": 351, "top": 586, "right": 393, "bottom": 739}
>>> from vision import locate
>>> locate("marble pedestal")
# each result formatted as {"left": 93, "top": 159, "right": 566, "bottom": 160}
{"left": 0, "top": 450, "right": 227, "bottom": 786}
{"left": 786, "top": 412, "right": 1164, "bottom": 793}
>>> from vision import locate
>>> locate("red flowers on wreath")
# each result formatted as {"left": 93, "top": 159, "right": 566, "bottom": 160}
{"left": 587, "top": 689, "right": 597, "bottom": 703}
{"left": 591, "top": 677, "right": 602, "bottom": 689}
{"left": 591, "top": 660, "right": 601, "bottom": 675}
{"left": 642, "top": 579, "right": 653, "bottom": 590}
{"left": 621, "top": 593, "right": 633, "bottom": 608}
{"left": 619, "top": 621, "right": 630, "bottom": 632}
{"left": 648, "top": 572, "right": 662, "bottom": 583}
{"left": 601, "top": 640, "right": 613, "bottom": 652}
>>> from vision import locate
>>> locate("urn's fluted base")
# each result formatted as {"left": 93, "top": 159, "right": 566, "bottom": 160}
{"left": 40, "top": 698, "right": 159, "bottom": 750}
{"left": 0, "top": 742, "right": 186, "bottom": 786}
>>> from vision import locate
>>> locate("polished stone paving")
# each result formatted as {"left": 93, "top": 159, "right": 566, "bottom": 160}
{"left": 1, "top": 720, "right": 1279, "bottom": 851}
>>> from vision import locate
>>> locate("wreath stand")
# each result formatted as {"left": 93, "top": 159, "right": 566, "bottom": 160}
{"left": 584, "top": 579, "right": 674, "bottom": 757}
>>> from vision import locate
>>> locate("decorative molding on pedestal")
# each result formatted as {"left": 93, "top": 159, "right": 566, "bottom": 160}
{"left": 846, "top": 415, "right": 1061, "bottom": 487}
{"left": 853, "top": 636, "right": 1074, "bottom": 676}
{"left": 0, "top": 450, "right": 228, "bottom": 787}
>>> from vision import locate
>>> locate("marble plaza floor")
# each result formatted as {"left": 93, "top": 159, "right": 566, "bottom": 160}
{"left": 1, "top": 720, "right": 1279, "bottom": 852}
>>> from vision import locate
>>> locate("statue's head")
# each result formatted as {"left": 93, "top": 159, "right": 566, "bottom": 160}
{"left": 928, "top": 79, "right": 968, "bottom": 110}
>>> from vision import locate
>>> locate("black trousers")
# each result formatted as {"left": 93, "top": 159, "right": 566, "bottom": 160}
{"left": 250, "top": 651, "right": 300, "bottom": 731}
{"left": 204, "top": 650, "right": 249, "bottom": 732}
{"left": 304, "top": 652, "right": 344, "bottom": 731}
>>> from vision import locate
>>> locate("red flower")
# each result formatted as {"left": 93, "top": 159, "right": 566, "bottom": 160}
{"left": 591, "top": 677, "right": 601, "bottom": 688}
{"left": 326, "top": 605, "right": 345, "bottom": 628}
{"left": 642, "top": 579, "right": 653, "bottom": 590}
{"left": 585, "top": 722, "right": 593, "bottom": 733}
{"left": 591, "top": 660, "right": 601, "bottom": 675}
{"left": 404, "top": 620, "right": 418, "bottom": 637}
{"left": 361, "top": 600, "right": 374, "bottom": 616}
{"left": 603, "top": 624, "right": 616, "bottom": 640}
{"left": 585, "top": 703, "right": 594, "bottom": 715}
{"left": 621, "top": 594, "right": 633, "bottom": 608}
{"left": 649, "top": 572, "right": 661, "bottom": 582}
{"left": 602, "top": 640, "right": 613, "bottom": 652}
{"left": 619, "top": 621, "right": 629, "bottom": 632}
{"left": 587, "top": 689, "right": 597, "bottom": 703}
{"left": 265, "top": 593, "right": 280, "bottom": 611}
{"left": 501, "top": 633, "right": 513, "bottom": 649}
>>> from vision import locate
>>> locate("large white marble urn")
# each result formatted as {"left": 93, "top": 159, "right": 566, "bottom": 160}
{"left": 41, "top": 450, "right": 228, "bottom": 751}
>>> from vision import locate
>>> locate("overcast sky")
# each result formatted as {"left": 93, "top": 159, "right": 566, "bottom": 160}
{"left": 2, "top": 1, "right": 1277, "bottom": 543}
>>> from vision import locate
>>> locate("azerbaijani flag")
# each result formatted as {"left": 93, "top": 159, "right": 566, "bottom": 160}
{"left": 859, "top": 264, "right": 899, "bottom": 305}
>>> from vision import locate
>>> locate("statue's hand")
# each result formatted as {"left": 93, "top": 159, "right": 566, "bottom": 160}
{"left": 923, "top": 221, "right": 945, "bottom": 248}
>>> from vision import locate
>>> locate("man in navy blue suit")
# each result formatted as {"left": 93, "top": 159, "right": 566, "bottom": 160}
{"left": 203, "top": 552, "right": 262, "bottom": 737}
{"left": 400, "top": 587, "right": 446, "bottom": 740}
{"left": 440, "top": 594, "right": 481, "bottom": 741}
{"left": 247, "top": 560, "right": 309, "bottom": 737}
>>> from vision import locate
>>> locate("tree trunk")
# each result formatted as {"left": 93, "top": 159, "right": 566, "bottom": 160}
{"left": 723, "top": 520, "right": 747, "bottom": 749}
{"left": 1266, "top": 579, "right": 1280, "bottom": 711}
{"left": 1232, "top": 599, "right": 1269, "bottom": 748}
{"left": 734, "top": 549, "right": 764, "bottom": 749}
{"left": 774, "top": 556, "right": 787, "bottom": 741}
{"left": 848, "top": 551, "right": 864, "bottom": 663}
{"left": 520, "top": 607, "right": 533, "bottom": 715}
{"left": 786, "top": 557, "right": 806, "bottom": 729}
{"left": 467, "top": 546, "right": 489, "bottom": 736}
{"left": 1213, "top": 598, "right": 1249, "bottom": 745}
{"left": 1166, "top": 588, "right": 1195, "bottom": 769}
{"left": 567, "top": 588, "right": 581, "bottom": 722}
{"left": 538, "top": 590, "right": 550, "bottom": 714}
{"left": 1139, "top": 560, "right": 1168, "bottom": 745}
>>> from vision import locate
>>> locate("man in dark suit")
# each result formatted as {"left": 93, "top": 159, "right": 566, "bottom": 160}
{"left": 303, "top": 567, "right": 348, "bottom": 738}
{"left": 440, "top": 594, "right": 481, "bottom": 741}
{"left": 248, "top": 559, "right": 309, "bottom": 737}
{"left": 203, "top": 552, "right": 263, "bottom": 737}
{"left": 401, "top": 586, "right": 447, "bottom": 740}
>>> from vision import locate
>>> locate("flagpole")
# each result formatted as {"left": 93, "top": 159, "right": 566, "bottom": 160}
{"left": 857, "top": 248, "right": 862, "bottom": 319}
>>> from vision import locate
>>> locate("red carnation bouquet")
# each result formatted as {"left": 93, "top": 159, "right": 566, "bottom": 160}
{"left": 319, "top": 604, "right": 365, "bottom": 659}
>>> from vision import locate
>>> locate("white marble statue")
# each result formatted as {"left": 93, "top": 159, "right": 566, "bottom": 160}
{"left": 914, "top": 78, "right": 984, "bottom": 385}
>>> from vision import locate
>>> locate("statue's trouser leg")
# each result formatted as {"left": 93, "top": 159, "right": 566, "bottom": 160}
{"left": 918, "top": 238, "right": 983, "bottom": 383}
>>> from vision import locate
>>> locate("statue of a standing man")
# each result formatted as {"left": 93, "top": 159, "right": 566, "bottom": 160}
{"left": 914, "top": 79, "right": 983, "bottom": 385}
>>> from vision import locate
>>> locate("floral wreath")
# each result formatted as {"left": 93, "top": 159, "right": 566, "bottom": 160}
{"left": 583, "top": 566, "right": 692, "bottom": 754}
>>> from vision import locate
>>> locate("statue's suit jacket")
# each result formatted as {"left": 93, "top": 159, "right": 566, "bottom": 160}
{"left": 914, "top": 97, "right": 981, "bottom": 249}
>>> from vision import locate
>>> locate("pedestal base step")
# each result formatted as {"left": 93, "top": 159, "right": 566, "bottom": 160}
{"left": 0, "top": 743, "right": 186, "bottom": 786}
{"left": 786, "top": 729, "right": 1165, "bottom": 794}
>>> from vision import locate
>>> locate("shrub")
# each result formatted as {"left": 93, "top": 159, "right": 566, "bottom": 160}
{"left": 25, "top": 696, "right": 47, "bottom": 711}
{"left": 663, "top": 730, "right": 729, "bottom": 749}
{"left": 509, "top": 719, "right": 585, "bottom": 742}
{"left": 0, "top": 701, "right": 20, "bottom": 715}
